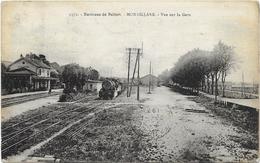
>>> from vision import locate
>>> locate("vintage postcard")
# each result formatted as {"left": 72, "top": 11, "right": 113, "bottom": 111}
{"left": 1, "top": 1, "right": 259, "bottom": 162}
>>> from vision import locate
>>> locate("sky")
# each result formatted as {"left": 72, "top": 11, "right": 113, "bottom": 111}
{"left": 2, "top": 1, "right": 259, "bottom": 83}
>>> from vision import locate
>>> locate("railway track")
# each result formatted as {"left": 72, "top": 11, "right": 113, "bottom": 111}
{"left": 45, "top": 102, "right": 119, "bottom": 151}
{"left": 1, "top": 92, "right": 61, "bottom": 108}
{"left": 1, "top": 95, "right": 103, "bottom": 159}
{"left": 63, "top": 103, "right": 124, "bottom": 140}
{"left": 1, "top": 95, "right": 97, "bottom": 133}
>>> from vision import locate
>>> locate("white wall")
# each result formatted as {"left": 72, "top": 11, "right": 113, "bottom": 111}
{"left": 37, "top": 68, "right": 50, "bottom": 77}
{"left": 83, "top": 82, "right": 102, "bottom": 92}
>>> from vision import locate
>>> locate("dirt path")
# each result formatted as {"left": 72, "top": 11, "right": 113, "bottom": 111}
{"left": 134, "top": 86, "right": 258, "bottom": 162}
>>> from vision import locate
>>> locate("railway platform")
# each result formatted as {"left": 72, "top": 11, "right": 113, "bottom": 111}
{"left": 2, "top": 89, "right": 63, "bottom": 100}
{"left": 199, "top": 92, "right": 259, "bottom": 109}
{"left": 1, "top": 94, "right": 60, "bottom": 122}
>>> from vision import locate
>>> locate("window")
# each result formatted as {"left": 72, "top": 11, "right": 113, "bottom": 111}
{"left": 38, "top": 69, "right": 41, "bottom": 75}
{"left": 22, "top": 61, "right": 25, "bottom": 64}
{"left": 47, "top": 70, "right": 49, "bottom": 76}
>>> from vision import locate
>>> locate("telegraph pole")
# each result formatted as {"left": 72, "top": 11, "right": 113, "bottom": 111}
{"left": 137, "top": 49, "right": 140, "bottom": 100}
{"left": 129, "top": 50, "right": 139, "bottom": 96}
{"left": 242, "top": 71, "right": 245, "bottom": 97}
{"left": 148, "top": 61, "right": 151, "bottom": 94}
{"left": 151, "top": 65, "right": 154, "bottom": 90}
{"left": 126, "top": 42, "right": 143, "bottom": 100}
{"left": 126, "top": 48, "right": 131, "bottom": 97}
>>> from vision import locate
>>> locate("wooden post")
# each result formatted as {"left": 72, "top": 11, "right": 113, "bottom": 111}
{"left": 127, "top": 48, "right": 131, "bottom": 97}
{"left": 137, "top": 49, "right": 140, "bottom": 100}
{"left": 129, "top": 52, "right": 139, "bottom": 96}
{"left": 242, "top": 71, "right": 245, "bottom": 98}
{"left": 214, "top": 72, "right": 218, "bottom": 103}
{"left": 148, "top": 61, "right": 151, "bottom": 94}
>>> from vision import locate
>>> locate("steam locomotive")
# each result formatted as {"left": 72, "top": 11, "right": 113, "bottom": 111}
{"left": 99, "top": 78, "right": 123, "bottom": 100}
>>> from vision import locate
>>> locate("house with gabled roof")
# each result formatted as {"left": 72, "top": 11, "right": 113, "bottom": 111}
{"left": 140, "top": 74, "right": 159, "bottom": 86}
{"left": 4, "top": 53, "right": 58, "bottom": 93}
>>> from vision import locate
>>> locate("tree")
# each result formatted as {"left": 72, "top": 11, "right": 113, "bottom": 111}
{"left": 62, "top": 63, "right": 82, "bottom": 92}
{"left": 50, "top": 71, "right": 59, "bottom": 78}
{"left": 158, "top": 69, "right": 170, "bottom": 84}
{"left": 61, "top": 64, "right": 100, "bottom": 93}
{"left": 213, "top": 41, "right": 236, "bottom": 97}
{"left": 89, "top": 69, "right": 100, "bottom": 80}
{"left": 170, "top": 49, "right": 210, "bottom": 91}
{"left": 165, "top": 41, "right": 236, "bottom": 103}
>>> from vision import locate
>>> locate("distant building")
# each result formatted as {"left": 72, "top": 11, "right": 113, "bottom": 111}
{"left": 140, "top": 74, "right": 159, "bottom": 86}
{"left": 83, "top": 80, "right": 102, "bottom": 92}
{"left": 3, "top": 53, "right": 58, "bottom": 94}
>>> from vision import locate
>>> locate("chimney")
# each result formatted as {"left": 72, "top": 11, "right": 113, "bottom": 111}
{"left": 39, "top": 54, "right": 46, "bottom": 62}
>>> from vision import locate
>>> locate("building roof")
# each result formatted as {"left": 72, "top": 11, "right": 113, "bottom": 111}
{"left": 8, "top": 55, "right": 51, "bottom": 69}
{"left": 140, "top": 74, "right": 158, "bottom": 80}
{"left": 24, "top": 56, "right": 51, "bottom": 69}
{"left": 5, "top": 67, "right": 37, "bottom": 75}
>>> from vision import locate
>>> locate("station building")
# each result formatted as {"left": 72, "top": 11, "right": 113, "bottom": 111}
{"left": 4, "top": 53, "right": 58, "bottom": 93}
{"left": 83, "top": 80, "right": 102, "bottom": 93}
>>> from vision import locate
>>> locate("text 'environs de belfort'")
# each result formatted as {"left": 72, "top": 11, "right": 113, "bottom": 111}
{"left": 68, "top": 12, "right": 191, "bottom": 17}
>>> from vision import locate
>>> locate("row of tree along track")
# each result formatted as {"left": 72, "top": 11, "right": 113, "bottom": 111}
{"left": 1, "top": 95, "right": 103, "bottom": 159}
{"left": 1, "top": 92, "right": 61, "bottom": 108}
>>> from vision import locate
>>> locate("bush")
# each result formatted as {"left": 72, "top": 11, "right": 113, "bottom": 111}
{"left": 63, "top": 88, "right": 71, "bottom": 94}
{"left": 59, "top": 93, "right": 72, "bottom": 102}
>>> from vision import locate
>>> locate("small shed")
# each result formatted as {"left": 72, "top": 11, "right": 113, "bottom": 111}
{"left": 140, "top": 74, "right": 159, "bottom": 86}
{"left": 83, "top": 80, "right": 102, "bottom": 92}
